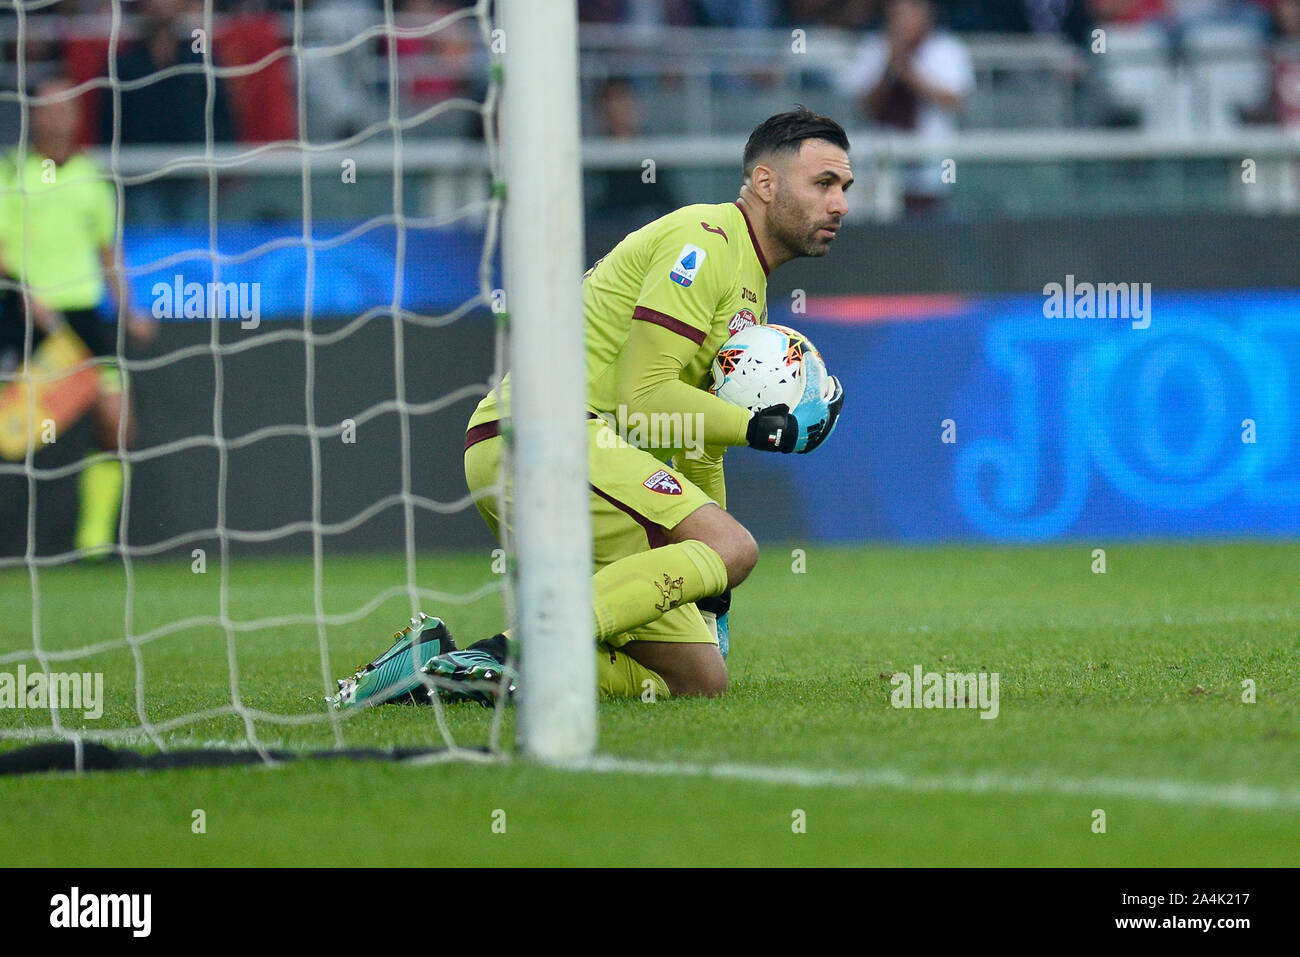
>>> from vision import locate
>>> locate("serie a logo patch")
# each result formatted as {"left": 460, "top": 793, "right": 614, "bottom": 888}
{"left": 643, "top": 469, "right": 683, "bottom": 495}
{"left": 669, "top": 244, "right": 706, "bottom": 287}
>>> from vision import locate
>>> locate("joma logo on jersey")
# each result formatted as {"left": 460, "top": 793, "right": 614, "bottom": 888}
{"left": 728, "top": 309, "right": 757, "bottom": 334}
{"left": 741, "top": 287, "right": 757, "bottom": 303}
{"left": 669, "top": 244, "right": 706, "bottom": 287}
{"left": 643, "top": 469, "right": 683, "bottom": 495}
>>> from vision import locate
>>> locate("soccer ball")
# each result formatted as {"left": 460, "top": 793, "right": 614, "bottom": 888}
{"left": 710, "top": 322, "right": 827, "bottom": 413}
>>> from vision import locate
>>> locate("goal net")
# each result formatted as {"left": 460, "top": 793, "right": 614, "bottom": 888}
{"left": 0, "top": 0, "right": 593, "bottom": 771}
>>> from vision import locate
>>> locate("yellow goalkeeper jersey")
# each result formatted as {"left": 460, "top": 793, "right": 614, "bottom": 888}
{"left": 468, "top": 199, "right": 769, "bottom": 448}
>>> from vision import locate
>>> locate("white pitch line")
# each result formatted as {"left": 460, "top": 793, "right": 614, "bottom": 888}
{"left": 15, "top": 737, "right": 1297, "bottom": 812}
{"left": 562, "top": 755, "right": 1300, "bottom": 812}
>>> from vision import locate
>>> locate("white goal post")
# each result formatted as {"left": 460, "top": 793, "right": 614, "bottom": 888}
{"left": 499, "top": 0, "right": 597, "bottom": 760}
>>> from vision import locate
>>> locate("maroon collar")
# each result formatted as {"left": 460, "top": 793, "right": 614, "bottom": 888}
{"left": 733, "top": 199, "right": 770, "bottom": 276}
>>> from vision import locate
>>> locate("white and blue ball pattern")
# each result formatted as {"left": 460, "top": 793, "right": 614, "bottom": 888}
{"left": 709, "top": 323, "right": 825, "bottom": 414}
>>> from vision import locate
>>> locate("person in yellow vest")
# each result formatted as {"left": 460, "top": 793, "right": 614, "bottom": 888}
{"left": 0, "top": 77, "right": 157, "bottom": 558}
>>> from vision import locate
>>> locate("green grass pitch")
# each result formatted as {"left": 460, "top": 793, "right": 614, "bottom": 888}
{"left": 1, "top": 540, "right": 1296, "bottom": 866}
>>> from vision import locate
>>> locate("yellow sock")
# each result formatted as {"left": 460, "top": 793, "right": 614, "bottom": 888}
{"left": 590, "top": 539, "right": 728, "bottom": 643}
{"left": 483, "top": 628, "right": 669, "bottom": 699}
{"left": 75, "top": 458, "right": 123, "bottom": 557}
{"left": 596, "top": 644, "right": 670, "bottom": 700}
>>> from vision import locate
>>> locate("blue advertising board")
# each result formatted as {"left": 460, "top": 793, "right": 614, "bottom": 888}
{"left": 126, "top": 222, "right": 490, "bottom": 318}
{"left": 121, "top": 225, "right": 1300, "bottom": 542}
{"left": 746, "top": 291, "right": 1300, "bottom": 542}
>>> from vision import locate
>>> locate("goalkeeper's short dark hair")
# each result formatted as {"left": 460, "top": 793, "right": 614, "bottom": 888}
{"left": 742, "top": 107, "right": 850, "bottom": 180}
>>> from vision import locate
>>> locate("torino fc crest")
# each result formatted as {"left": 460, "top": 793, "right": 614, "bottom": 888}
{"left": 643, "top": 469, "right": 683, "bottom": 495}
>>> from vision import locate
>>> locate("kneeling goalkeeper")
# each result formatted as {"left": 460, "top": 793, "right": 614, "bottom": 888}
{"left": 333, "top": 107, "right": 851, "bottom": 706}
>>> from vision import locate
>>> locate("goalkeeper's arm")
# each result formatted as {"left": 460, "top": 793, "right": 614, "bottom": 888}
{"left": 615, "top": 317, "right": 753, "bottom": 448}
{"left": 615, "top": 317, "right": 844, "bottom": 455}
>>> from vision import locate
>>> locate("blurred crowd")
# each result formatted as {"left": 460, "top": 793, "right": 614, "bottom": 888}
{"left": 5, "top": 0, "right": 484, "bottom": 144}
{"left": 3, "top": 0, "right": 1299, "bottom": 221}
{"left": 578, "top": 0, "right": 1290, "bottom": 37}
{"left": 44, "top": 0, "right": 1288, "bottom": 34}
{"left": 5, "top": 0, "right": 1298, "bottom": 143}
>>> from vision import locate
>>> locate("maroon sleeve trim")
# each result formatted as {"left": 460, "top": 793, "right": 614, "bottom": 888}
{"left": 632, "top": 306, "right": 708, "bottom": 346}
{"left": 464, "top": 420, "right": 501, "bottom": 451}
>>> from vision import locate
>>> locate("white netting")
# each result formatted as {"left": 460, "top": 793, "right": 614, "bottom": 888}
{"left": 0, "top": 0, "right": 514, "bottom": 767}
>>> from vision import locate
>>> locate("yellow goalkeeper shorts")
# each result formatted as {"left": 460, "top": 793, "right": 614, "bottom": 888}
{"left": 463, "top": 413, "right": 717, "bottom": 646}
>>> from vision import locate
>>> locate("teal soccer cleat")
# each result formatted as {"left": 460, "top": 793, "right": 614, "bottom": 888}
{"left": 420, "top": 635, "right": 518, "bottom": 708}
{"left": 328, "top": 613, "right": 456, "bottom": 709}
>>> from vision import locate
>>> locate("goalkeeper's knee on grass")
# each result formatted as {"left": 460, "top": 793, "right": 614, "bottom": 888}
{"left": 590, "top": 539, "right": 731, "bottom": 644}
{"left": 332, "top": 529, "right": 747, "bottom": 706}
{"left": 330, "top": 609, "right": 728, "bottom": 705}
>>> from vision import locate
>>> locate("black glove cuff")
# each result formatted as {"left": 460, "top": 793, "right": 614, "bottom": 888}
{"left": 746, "top": 408, "right": 797, "bottom": 453}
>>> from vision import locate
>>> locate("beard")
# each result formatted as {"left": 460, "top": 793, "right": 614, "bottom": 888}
{"left": 770, "top": 186, "right": 834, "bottom": 259}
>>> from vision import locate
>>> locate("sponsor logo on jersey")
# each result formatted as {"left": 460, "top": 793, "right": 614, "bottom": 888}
{"left": 728, "top": 308, "right": 757, "bottom": 334}
{"left": 700, "top": 222, "right": 728, "bottom": 242}
{"left": 741, "top": 286, "right": 757, "bottom": 303}
{"left": 643, "top": 469, "right": 683, "bottom": 495}
{"left": 670, "top": 244, "right": 706, "bottom": 287}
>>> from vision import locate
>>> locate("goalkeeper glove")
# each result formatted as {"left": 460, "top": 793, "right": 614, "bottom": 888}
{"left": 802, "top": 373, "right": 844, "bottom": 454}
{"left": 745, "top": 361, "right": 844, "bottom": 454}
{"left": 745, "top": 384, "right": 843, "bottom": 454}
{"left": 746, "top": 405, "right": 799, "bottom": 453}
{"left": 789, "top": 354, "right": 843, "bottom": 454}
